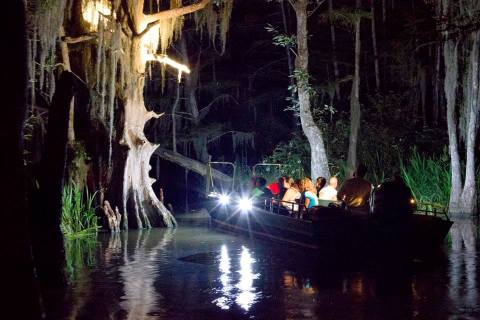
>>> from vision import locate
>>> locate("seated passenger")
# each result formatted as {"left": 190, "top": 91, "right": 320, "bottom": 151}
{"left": 337, "top": 164, "right": 372, "bottom": 213}
{"left": 315, "top": 177, "right": 327, "bottom": 197}
{"left": 372, "top": 171, "right": 415, "bottom": 222}
{"left": 250, "top": 176, "right": 273, "bottom": 200}
{"left": 281, "top": 178, "right": 301, "bottom": 212}
{"left": 299, "top": 178, "right": 319, "bottom": 209}
{"left": 268, "top": 176, "right": 287, "bottom": 199}
{"left": 318, "top": 177, "right": 338, "bottom": 201}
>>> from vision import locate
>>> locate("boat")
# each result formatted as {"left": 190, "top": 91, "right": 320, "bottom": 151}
{"left": 207, "top": 194, "right": 452, "bottom": 254}
{"left": 204, "top": 162, "right": 452, "bottom": 254}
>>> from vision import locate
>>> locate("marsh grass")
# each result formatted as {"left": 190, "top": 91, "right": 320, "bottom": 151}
{"left": 61, "top": 183, "right": 99, "bottom": 238}
{"left": 400, "top": 149, "right": 451, "bottom": 212}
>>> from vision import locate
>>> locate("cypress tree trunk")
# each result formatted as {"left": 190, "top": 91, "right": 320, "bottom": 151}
{"left": 442, "top": 0, "right": 479, "bottom": 251}
{"left": 292, "top": 0, "right": 330, "bottom": 179}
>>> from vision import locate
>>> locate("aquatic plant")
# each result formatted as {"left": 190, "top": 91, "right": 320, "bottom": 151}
{"left": 400, "top": 149, "right": 451, "bottom": 211}
{"left": 61, "top": 183, "right": 99, "bottom": 238}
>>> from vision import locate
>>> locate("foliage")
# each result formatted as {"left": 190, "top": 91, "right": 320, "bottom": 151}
{"left": 322, "top": 7, "right": 372, "bottom": 30}
{"left": 61, "top": 183, "right": 99, "bottom": 239}
{"left": 265, "top": 24, "right": 297, "bottom": 47}
{"left": 400, "top": 149, "right": 451, "bottom": 210}
{"left": 64, "top": 236, "right": 97, "bottom": 281}
{"left": 263, "top": 133, "right": 310, "bottom": 179}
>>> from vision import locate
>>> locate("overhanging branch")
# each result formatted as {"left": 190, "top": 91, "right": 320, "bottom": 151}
{"left": 62, "top": 33, "right": 97, "bottom": 44}
{"left": 139, "top": 0, "right": 212, "bottom": 38}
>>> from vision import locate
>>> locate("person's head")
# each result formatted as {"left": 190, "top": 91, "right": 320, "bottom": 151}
{"left": 283, "top": 177, "right": 294, "bottom": 189}
{"left": 299, "top": 178, "right": 315, "bottom": 193}
{"left": 256, "top": 177, "right": 267, "bottom": 188}
{"left": 290, "top": 180, "right": 299, "bottom": 191}
{"left": 316, "top": 177, "right": 327, "bottom": 190}
{"left": 354, "top": 164, "right": 367, "bottom": 178}
{"left": 329, "top": 176, "right": 338, "bottom": 189}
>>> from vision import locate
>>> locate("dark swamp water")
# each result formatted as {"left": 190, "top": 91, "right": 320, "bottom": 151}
{"left": 50, "top": 220, "right": 480, "bottom": 320}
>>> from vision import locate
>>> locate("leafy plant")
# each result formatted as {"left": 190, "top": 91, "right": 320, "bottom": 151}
{"left": 400, "top": 148, "right": 451, "bottom": 211}
{"left": 61, "top": 183, "right": 100, "bottom": 238}
{"left": 263, "top": 133, "right": 310, "bottom": 179}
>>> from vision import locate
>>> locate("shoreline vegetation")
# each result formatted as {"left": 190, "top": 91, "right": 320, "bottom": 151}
{"left": 61, "top": 183, "right": 99, "bottom": 238}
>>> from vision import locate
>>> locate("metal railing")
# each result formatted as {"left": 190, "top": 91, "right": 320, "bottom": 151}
{"left": 415, "top": 201, "right": 450, "bottom": 220}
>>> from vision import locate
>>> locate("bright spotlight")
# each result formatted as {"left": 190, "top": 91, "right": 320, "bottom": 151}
{"left": 219, "top": 194, "right": 230, "bottom": 206}
{"left": 238, "top": 198, "right": 253, "bottom": 212}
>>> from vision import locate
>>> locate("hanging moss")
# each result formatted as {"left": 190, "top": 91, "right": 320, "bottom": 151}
{"left": 33, "top": 0, "right": 68, "bottom": 102}
{"left": 219, "top": 0, "right": 233, "bottom": 54}
{"left": 194, "top": 0, "right": 234, "bottom": 54}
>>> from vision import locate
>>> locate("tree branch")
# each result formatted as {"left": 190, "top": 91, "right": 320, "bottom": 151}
{"left": 145, "top": 0, "right": 212, "bottom": 24}
{"left": 139, "top": 0, "right": 212, "bottom": 38}
{"left": 61, "top": 33, "right": 97, "bottom": 44}
{"left": 121, "top": 0, "right": 139, "bottom": 36}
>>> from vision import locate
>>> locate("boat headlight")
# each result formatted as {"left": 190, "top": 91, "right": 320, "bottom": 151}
{"left": 218, "top": 194, "right": 230, "bottom": 206}
{"left": 238, "top": 197, "right": 253, "bottom": 212}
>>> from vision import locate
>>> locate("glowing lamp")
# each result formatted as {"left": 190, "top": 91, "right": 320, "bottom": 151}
{"left": 410, "top": 198, "right": 416, "bottom": 205}
{"left": 238, "top": 198, "right": 253, "bottom": 212}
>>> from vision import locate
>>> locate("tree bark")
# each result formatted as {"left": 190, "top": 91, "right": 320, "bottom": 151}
{"left": 347, "top": 17, "right": 362, "bottom": 178}
{"left": 444, "top": 39, "right": 462, "bottom": 211}
{"left": 442, "top": 0, "right": 479, "bottom": 251}
{"left": 59, "top": 26, "right": 76, "bottom": 143}
{"left": 292, "top": 0, "right": 330, "bottom": 179}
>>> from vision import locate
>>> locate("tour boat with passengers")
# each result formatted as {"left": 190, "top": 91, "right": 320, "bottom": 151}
{"left": 209, "top": 185, "right": 452, "bottom": 252}
{"left": 205, "top": 164, "right": 453, "bottom": 254}
{"left": 207, "top": 192, "right": 452, "bottom": 253}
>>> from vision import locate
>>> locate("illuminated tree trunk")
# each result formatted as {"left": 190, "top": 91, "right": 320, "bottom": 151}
{"left": 292, "top": 0, "right": 330, "bottom": 179}
{"left": 108, "top": 0, "right": 214, "bottom": 228}
{"left": 442, "top": 0, "right": 479, "bottom": 251}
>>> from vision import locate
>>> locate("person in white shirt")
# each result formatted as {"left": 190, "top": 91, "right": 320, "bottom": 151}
{"left": 281, "top": 178, "right": 301, "bottom": 212}
{"left": 318, "top": 176, "right": 338, "bottom": 201}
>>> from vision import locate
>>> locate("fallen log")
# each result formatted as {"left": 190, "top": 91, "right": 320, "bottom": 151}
{"left": 154, "top": 147, "right": 233, "bottom": 184}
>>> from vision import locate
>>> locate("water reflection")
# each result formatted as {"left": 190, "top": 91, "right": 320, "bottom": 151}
{"left": 214, "top": 245, "right": 233, "bottom": 309}
{"left": 46, "top": 225, "right": 480, "bottom": 319}
{"left": 236, "top": 246, "right": 260, "bottom": 311}
{"left": 119, "top": 229, "right": 174, "bottom": 319}
{"left": 213, "top": 245, "right": 260, "bottom": 312}
{"left": 449, "top": 250, "right": 478, "bottom": 313}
